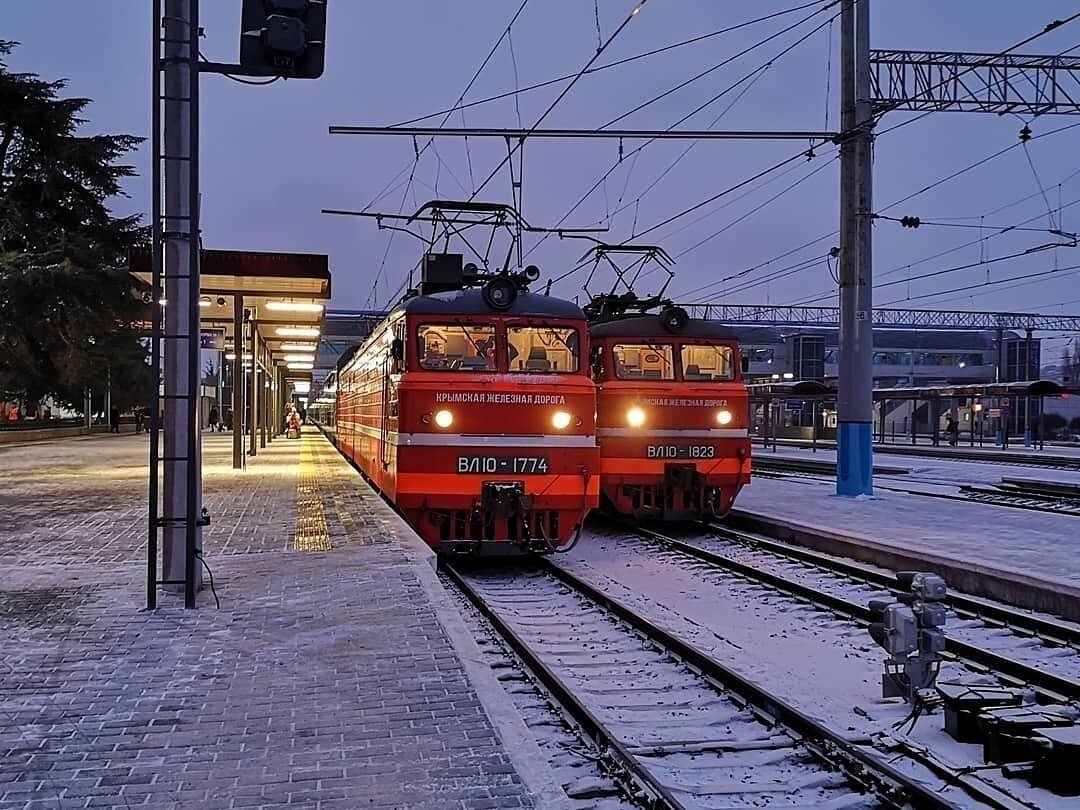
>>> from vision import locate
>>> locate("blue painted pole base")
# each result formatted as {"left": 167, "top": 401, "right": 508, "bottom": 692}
{"left": 837, "top": 421, "right": 873, "bottom": 497}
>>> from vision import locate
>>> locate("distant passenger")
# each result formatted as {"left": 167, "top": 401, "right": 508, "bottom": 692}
{"left": 109, "top": 407, "right": 121, "bottom": 434}
{"left": 209, "top": 406, "right": 219, "bottom": 432}
{"left": 945, "top": 414, "right": 959, "bottom": 446}
{"left": 134, "top": 408, "right": 145, "bottom": 434}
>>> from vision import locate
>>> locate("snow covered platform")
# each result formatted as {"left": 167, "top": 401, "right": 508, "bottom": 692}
{"left": 0, "top": 432, "right": 562, "bottom": 809}
{"left": 732, "top": 466, "right": 1080, "bottom": 621}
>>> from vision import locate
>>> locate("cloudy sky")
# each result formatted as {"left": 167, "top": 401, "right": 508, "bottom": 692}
{"left": 7, "top": 1, "right": 1080, "bottom": 357}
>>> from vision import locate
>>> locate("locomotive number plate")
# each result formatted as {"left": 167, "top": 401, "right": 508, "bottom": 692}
{"left": 457, "top": 455, "right": 551, "bottom": 474}
{"left": 646, "top": 445, "right": 716, "bottom": 459}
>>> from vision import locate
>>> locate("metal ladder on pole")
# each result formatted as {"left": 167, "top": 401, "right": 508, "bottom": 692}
{"left": 148, "top": 0, "right": 204, "bottom": 609}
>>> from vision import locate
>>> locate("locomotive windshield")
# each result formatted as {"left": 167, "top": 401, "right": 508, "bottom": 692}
{"left": 681, "top": 344, "right": 735, "bottom": 381}
{"left": 613, "top": 344, "right": 675, "bottom": 380}
{"left": 507, "top": 326, "right": 580, "bottom": 373}
{"left": 417, "top": 324, "right": 497, "bottom": 371}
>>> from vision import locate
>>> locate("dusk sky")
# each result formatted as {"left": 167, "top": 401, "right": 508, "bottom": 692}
{"left": 7, "top": 1, "right": 1080, "bottom": 358}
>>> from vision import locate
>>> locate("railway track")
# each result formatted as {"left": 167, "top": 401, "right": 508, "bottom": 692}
{"left": 753, "top": 439, "right": 1080, "bottom": 472}
{"left": 633, "top": 523, "right": 1080, "bottom": 704}
{"left": 444, "top": 560, "right": 1015, "bottom": 809}
{"left": 754, "top": 459, "right": 1080, "bottom": 517}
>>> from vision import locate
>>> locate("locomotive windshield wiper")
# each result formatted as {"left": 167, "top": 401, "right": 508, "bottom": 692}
{"left": 452, "top": 322, "right": 486, "bottom": 356}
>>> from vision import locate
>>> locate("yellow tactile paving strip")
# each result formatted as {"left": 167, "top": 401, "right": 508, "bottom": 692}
{"left": 293, "top": 435, "right": 332, "bottom": 551}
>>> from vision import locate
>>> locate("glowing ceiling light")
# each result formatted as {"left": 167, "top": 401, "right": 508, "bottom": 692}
{"left": 287, "top": 362, "right": 314, "bottom": 370}
{"left": 283, "top": 354, "right": 316, "bottom": 363}
{"left": 279, "top": 343, "right": 317, "bottom": 352}
{"left": 276, "top": 327, "right": 320, "bottom": 337}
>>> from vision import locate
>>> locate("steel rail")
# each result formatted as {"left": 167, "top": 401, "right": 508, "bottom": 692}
{"left": 708, "top": 522, "right": 1080, "bottom": 648}
{"left": 751, "top": 437, "right": 1080, "bottom": 471}
{"left": 441, "top": 563, "right": 681, "bottom": 810}
{"left": 538, "top": 559, "right": 968, "bottom": 810}
{"left": 633, "top": 525, "right": 1080, "bottom": 703}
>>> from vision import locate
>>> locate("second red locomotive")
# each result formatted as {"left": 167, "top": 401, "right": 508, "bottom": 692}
{"left": 582, "top": 246, "right": 752, "bottom": 520}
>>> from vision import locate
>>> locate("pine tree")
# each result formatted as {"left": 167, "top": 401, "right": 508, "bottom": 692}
{"left": 0, "top": 41, "right": 149, "bottom": 409}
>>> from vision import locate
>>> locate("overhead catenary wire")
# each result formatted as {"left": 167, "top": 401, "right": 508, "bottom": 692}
{"left": 788, "top": 194, "right": 1080, "bottom": 307}
{"left": 358, "top": 0, "right": 533, "bottom": 215}
{"left": 600, "top": 1, "right": 840, "bottom": 128}
{"left": 878, "top": 262, "right": 1080, "bottom": 307}
{"left": 360, "top": 0, "right": 533, "bottom": 305}
{"left": 385, "top": 1, "right": 836, "bottom": 129}
{"left": 467, "top": 0, "right": 653, "bottom": 202}
{"left": 634, "top": 144, "right": 833, "bottom": 240}
{"left": 872, "top": 213, "right": 1074, "bottom": 237}
{"left": 673, "top": 152, "right": 840, "bottom": 261}
{"left": 679, "top": 253, "right": 830, "bottom": 301}
{"left": 524, "top": 63, "right": 778, "bottom": 261}
{"left": 765, "top": 121, "right": 1080, "bottom": 306}
{"left": 605, "top": 62, "right": 774, "bottom": 225}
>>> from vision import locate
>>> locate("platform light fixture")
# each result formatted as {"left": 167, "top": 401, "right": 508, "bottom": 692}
{"left": 276, "top": 327, "right": 320, "bottom": 337}
{"left": 225, "top": 353, "right": 253, "bottom": 360}
{"left": 279, "top": 343, "right": 317, "bottom": 352}
{"left": 782, "top": 372, "right": 794, "bottom": 380}
{"left": 283, "top": 354, "right": 315, "bottom": 363}
{"left": 265, "top": 301, "right": 324, "bottom": 313}
{"left": 287, "top": 361, "right": 314, "bottom": 370}
{"left": 293, "top": 381, "right": 311, "bottom": 394}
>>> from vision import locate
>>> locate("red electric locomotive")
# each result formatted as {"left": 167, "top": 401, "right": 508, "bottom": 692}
{"left": 335, "top": 204, "right": 599, "bottom": 553}
{"left": 583, "top": 246, "right": 751, "bottom": 520}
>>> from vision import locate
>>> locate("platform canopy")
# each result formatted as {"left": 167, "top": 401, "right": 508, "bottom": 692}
{"left": 129, "top": 248, "right": 332, "bottom": 383}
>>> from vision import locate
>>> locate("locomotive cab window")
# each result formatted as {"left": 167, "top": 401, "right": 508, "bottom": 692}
{"left": 680, "top": 344, "right": 735, "bottom": 381}
{"left": 416, "top": 324, "right": 497, "bottom": 371}
{"left": 507, "top": 326, "right": 580, "bottom": 373}
{"left": 613, "top": 344, "right": 675, "bottom": 380}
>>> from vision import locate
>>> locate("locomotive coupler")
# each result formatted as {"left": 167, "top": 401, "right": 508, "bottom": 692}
{"left": 481, "top": 481, "right": 531, "bottom": 518}
{"left": 664, "top": 463, "right": 703, "bottom": 490}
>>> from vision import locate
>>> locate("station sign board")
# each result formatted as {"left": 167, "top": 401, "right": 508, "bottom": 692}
{"left": 199, "top": 328, "right": 226, "bottom": 351}
{"left": 786, "top": 400, "right": 803, "bottom": 413}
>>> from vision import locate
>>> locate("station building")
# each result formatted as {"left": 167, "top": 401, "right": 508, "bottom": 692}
{"left": 737, "top": 326, "right": 1040, "bottom": 387}
{"left": 736, "top": 326, "right": 1043, "bottom": 440}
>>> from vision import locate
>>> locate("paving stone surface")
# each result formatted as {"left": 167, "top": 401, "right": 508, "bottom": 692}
{"left": 0, "top": 432, "right": 535, "bottom": 809}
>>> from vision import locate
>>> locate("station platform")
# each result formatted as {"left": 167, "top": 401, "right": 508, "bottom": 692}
{"left": 734, "top": 462, "right": 1080, "bottom": 619}
{"left": 0, "top": 432, "right": 565, "bottom": 809}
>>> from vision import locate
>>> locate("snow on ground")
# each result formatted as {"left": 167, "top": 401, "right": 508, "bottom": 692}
{"left": 560, "top": 531, "right": 1075, "bottom": 809}
{"left": 735, "top": 472, "right": 1080, "bottom": 588}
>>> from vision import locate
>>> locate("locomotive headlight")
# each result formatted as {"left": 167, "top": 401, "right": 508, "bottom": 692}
{"left": 716, "top": 409, "right": 733, "bottom": 425}
{"left": 434, "top": 409, "right": 454, "bottom": 429}
{"left": 626, "top": 406, "right": 646, "bottom": 428}
{"left": 552, "top": 410, "right": 572, "bottom": 430}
